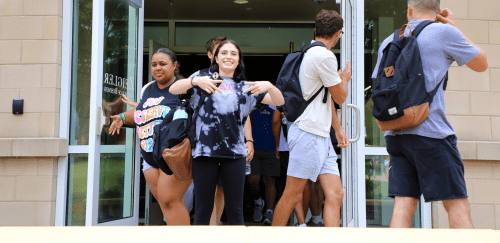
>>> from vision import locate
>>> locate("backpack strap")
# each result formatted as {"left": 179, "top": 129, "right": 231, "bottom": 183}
{"left": 307, "top": 86, "right": 326, "bottom": 104}
{"left": 303, "top": 41, "right": 329, "bottom": 104}
{"left": 427, "top": 72, "right": 448, "bottom": 104}
{"left": 410, "top": 20, "right": 436, "bottom": 37}
{"left": 303, "top": 41, "right": 327, "bottom": 52}
{"left": 199, "top": 68, "right": 210, "bottom": 77}
{"left": 394, "top": 20, "right": 435, "bottom": 40}
{"left": 393, "top": 29, "right": 401, "bottom": 40}
{"left": 300, "top": 41, "right": 307, "bottom": 51}
{"left": 141, "top": 81, "right": 155, "bottom": 97}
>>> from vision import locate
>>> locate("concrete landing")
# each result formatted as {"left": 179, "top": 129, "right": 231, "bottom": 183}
{"left": 1, "top": 226, "right": 499, "bottom": 243}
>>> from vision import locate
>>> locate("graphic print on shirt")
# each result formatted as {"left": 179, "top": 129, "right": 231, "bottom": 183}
{"left": 189, "top": 77, "right": 266, "bottom": 159}
{"left": 134, "top": 96, "right": 171, "bottom": 152}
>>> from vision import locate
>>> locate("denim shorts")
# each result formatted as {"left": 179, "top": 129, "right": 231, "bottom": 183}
{"left": 386, "top": 134, "right": 468, "bottom": 202}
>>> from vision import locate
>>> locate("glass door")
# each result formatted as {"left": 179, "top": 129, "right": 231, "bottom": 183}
{"left": 85, "top": 0, "right": 143, "bottom": 226}
{"left": 362, "top": 0, "right": 431, "bottom": 228}
{"left": 340, "top": 0, "right": 363, "bottom": 228}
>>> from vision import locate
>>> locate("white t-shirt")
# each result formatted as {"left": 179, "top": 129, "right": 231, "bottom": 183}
{"left": 295, "top": 40, "right": 342, "bottom": 138}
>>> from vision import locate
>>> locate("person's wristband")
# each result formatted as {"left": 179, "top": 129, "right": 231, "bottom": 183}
{"left": 119, "top": 113, "right": 126, "bottom": 123}
{"left": 246, "top": 140, "right": 253, "bottom": 144}
{"left": 190, "top": 77, "right": 195, "bottom": 87}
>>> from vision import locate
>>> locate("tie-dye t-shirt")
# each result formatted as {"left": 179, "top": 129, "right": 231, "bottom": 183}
{"left": 188, "top": 76, "right": 267, "bottom": 159}
{"left": 135, "top": 79, "right": 179, "bottom": 166}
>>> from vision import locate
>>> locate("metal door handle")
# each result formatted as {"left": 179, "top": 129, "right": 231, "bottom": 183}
{"left": 346, "top": 104, "right": 360, "bottom": 143}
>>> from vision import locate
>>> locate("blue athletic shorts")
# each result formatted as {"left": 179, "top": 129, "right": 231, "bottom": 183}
{"left": 386, "top": 134, "right": 468, "bottom": 202}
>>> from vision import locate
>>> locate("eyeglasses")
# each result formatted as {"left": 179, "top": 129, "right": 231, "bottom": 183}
{"left": 340, "top": 30, "right": 344, "bottom": 36}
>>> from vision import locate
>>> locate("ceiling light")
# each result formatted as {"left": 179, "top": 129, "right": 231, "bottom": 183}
{"left": 234, "top": 0, "right": 249, "bottom": 4}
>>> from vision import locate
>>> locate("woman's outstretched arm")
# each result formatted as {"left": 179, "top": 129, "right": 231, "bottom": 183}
{"left": 244, "top": 81, "right": 284, "bottom": 106}
{"left": 170, "top": 76, "right": 223, "bottom": 95}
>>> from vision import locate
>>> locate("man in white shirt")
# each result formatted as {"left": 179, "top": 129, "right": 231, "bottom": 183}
{"left": 272, "top": 9, "right": 351, "bottom": 227}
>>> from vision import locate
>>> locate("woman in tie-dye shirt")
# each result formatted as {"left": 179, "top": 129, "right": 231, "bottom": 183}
{"left": 170, "top": 40, "right": 284, "bottom": 225}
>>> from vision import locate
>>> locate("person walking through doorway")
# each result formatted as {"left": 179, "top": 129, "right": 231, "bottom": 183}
{"left": 372, "top": 0, "right": 487, "bottom": 229}
{"left": 272, "top": 9, "right": 351, "bottom": 227}
{"left": 109, "top": 48, "right": 192, "bottom": 225}
{"left": 188, "top": 36, "right": 254, "bottom": 225}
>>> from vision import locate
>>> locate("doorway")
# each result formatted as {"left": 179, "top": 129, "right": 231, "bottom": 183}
{"left": 138, "top": 0, "right": 359, "bottom": 226}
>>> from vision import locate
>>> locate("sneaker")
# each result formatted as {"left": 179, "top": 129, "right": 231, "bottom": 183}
{"left": 263, "top": 211, "right": 273, "bottom": 225}
{"left": 306, "top": 219, "right": 324, "bottom": 227}
{"left": 253, "top": 198, "right": 265, "bottom": 222}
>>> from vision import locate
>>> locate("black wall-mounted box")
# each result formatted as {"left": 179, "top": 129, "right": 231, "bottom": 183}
{"left": 13, "top": 99, "right": 23, "bottom": 115}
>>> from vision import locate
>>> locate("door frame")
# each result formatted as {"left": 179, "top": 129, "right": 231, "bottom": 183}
{"left": 357, "top": 0, "right": 432, "bottom": 228}
{"left": 55, "top": 0, "right": 144, "bottom": 226}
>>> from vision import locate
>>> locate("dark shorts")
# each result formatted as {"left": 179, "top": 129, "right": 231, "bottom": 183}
{"left": 278, "top": 151, "right": 290, "bottom": 180}
{"left": 249, "top": 149, "right": 280, "bottom": 177}
{"left": 386, "top": 134, "right": 468, "bottom": 202}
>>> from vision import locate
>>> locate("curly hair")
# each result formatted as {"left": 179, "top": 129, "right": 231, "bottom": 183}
{"left": 209, "top": 40, "right": 247, "bottom": 83}
{"left": 206, "top": 36, "right": 227, "bottom": 53}
{"left": 315, "top": 10, "right": 343, "bottom": 39}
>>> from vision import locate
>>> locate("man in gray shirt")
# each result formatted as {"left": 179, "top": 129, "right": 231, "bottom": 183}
{"left": 372, "top": 0, "right": 488, "bottom": 229}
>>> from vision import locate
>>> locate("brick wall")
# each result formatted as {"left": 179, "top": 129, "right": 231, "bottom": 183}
{"left": 435, "top": 0, "right": 500, "bottom": 229}
{"left": 0, "top": 0, "right": 62, "bottom": 138}
{"left": 0, "top": 0, "right": 63, "bottom": 226}
{"left": 0, "top": 158, "right": 58, "bottom": 226}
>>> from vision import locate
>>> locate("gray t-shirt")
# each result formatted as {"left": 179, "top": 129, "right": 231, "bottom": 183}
{"left": 372, "top": 19, "right": 479, "bottom": 139}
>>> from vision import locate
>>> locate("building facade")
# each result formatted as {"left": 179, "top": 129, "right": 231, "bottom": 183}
{"left": 0, "top": 0, "right": 499, "bottom": 228}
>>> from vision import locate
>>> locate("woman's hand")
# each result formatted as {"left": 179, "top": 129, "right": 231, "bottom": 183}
{"left": 109, "top": 115, "right": 124, "bottom": 135}
{"left": 121, "top": 94, "right": 138, "bottom": 107}
{"left": 245, "top": 141, "right": 254, "bottom": 161}
{"left": 335, "top": 128, "right": 349, "bottom": 148}
{"left": 243, "top": 81, "right": 273, "bottom": 96}
{"left": 193, "top": 76, "right": 223, "bottom": 95}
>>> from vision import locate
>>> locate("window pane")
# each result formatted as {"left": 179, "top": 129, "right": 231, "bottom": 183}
{"left": 66, "top": 154, "right": 88, "bottom": 226}
{"left": 98, "top": 152, "right": 134, "bottom": 223}
{"left": 365, "top": 155, "right": 420, "bottom": 227}
{"left": 97, "top": 0, "right": 139, "bottom": 223}
{"left": 364, "top": 0, "right": 408, "bottom": 147}
{"left": 100, "top": 0, "right": 139, "bottom": 146}
{"left": 69, "top": 0, "right": 93, "bottom": 145}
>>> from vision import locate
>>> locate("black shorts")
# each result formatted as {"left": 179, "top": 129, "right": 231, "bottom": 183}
{"left": 278, "top": 151, "right": 289, "bottom": 180}
{"left": 386, "top": 134, "right": 468, "bottom": 202}
{"left": 249, "top": 149, "right": 280, "bottom": 177}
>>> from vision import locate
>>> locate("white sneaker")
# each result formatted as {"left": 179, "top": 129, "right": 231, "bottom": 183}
{"left": 253, "top": 198, "right": 265, "bottom": 222}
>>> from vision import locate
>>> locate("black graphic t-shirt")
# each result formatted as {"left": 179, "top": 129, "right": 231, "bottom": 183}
{"left": 134, "top": 78, "right": 179, "bottom": 166}
{"left": 188, "top": 76, "right": 267, "bottom": 159}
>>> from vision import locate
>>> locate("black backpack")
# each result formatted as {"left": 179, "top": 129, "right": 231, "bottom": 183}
{"left": 372, "top": 20, "right": 448, "bottom": 131}
{"left": 276, "top": 41, "right": 329, "bottom": 123}
{"left": 152, "top": 82, "right": 206, "bottom": 175}
{"left": 199, "top": 68, "right": 210, "bottom": 77}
